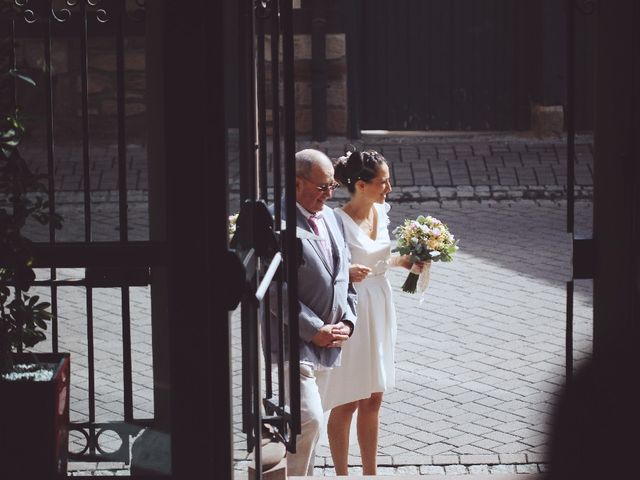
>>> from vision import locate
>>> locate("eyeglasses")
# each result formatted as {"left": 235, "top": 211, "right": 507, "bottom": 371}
{"left": 300, "top": 177, "right": 340, "bottom": 192}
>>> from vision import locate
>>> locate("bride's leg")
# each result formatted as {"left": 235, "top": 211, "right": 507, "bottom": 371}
{"left": 357, "top": 392, "right": 383, "bottom": 475}
{"left": 327, "top": 401, "right": 358, "bottom": 475}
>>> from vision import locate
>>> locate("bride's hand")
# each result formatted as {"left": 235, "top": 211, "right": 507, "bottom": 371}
{"left": 398, "top": 255, "right": 428, "bottom": 272}
{"left": 411, "top": 260, "right": 428, "bottom": 273}
{"left": 349, "top": 264, "right": 371, "bottom": 282}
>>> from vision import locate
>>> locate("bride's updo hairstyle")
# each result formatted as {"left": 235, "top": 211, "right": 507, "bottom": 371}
{"left": 334, "top": 147, "right": 387, "bottom": 194}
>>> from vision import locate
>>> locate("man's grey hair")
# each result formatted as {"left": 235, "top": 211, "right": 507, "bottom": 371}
{"left": 295, "top": 149, "right": 332, "bottom": 178}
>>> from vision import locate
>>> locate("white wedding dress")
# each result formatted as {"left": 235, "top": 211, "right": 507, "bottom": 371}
{"left": 317, "top": 202, "right": 397, "bottom": 410}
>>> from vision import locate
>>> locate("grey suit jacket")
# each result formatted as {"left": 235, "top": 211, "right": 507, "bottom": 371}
{"left": 268, "top": 205, "right": 357, "bottom": 369}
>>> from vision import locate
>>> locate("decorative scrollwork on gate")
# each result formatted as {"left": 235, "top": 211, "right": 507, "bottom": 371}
{"left": 87, "top": 0, "right": 110, "bottom": 23}
{"left": 12, "top": 0, "right": 117, "bottom": 24}
{"left": 13, "top": 0, "right": 36, "bottom": 23}
{"left": 50, "top": 0, "right": 75, "bottom": 23}
{"left": 68, "top": 423, "right": 145, "bottom": 462}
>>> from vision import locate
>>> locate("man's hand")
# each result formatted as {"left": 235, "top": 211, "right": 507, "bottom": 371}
{"left": 311, "top": 323, "right": 350, "bottom": 348}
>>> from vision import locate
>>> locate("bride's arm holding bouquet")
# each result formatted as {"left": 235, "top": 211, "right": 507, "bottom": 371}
{"left": 387, "top": 254, "right": 427, "bottom": 271}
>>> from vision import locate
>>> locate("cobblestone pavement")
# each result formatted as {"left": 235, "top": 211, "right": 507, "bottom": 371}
{"left": 22, "top": 131, "right": 593, "bottom": 194}
{"left": 19, "top": 132, "right": 594, "bottom": 476}
{"left": 26, "top": 194, "right": 592, "bottom": 476}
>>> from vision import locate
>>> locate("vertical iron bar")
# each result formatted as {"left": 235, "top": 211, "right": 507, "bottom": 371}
{"left": 250, "top": 3, "right": 262, "bottom": 474}
{"left": 270, "top": 0, "right": 286, "bottom": 423}
{"left": 42, "top": 0, "right": 58, "bottom": 352}
{"left": 115, "top": 0, "right": 134, "bottom": 423}
{"left": 257, "top": 13, "right": 268, "bottom": 200}
{"left": 276, "top": 280, "right": 285, "bottom": 407}
{"left": 272, "top": 0, "right": 282, "bottom": 229}
{"left": 241, "top": 308, "right": 252, "bottom": 436}
{"left": 9, "top": 16, "right": 16, "bottom": 109}
{"left": 116, "top": 0, "right": 128, "bottom": 241}
{"left": 566, "top": 0, "right": 575, "bottom": 234}
{"left": 565, "top": 0, "right": 576, "bottom": 384}
{"left": 121, "top": 287, "right": 133, "bottom": 421}
{"left": 7, "top": 9, "right": 19, "bottom": 354}
{"left": 239, "top": 0, "right": 252, "bottom": 444}
{"left": 86, "top": 289, "right": 96, "bottom": 425}
{"left": 239, "top": 0, "right": 258, "bottom": 202}
{"left": 281, "top": 0, "right": 301, "bottom": 439}
{"left": 15, "top": 287, "right": 23, "bottom": 353}
{"left": 252, "top": 280, "right": 262, "bottom": 479}
{"left": 264, "top": 288, "right": 273, "bottom": 399}
{"left": 633, "top": 2, "right": 640, "bottom": 334}
{"left": 566, "top": 281, "right": 574, "bottom": 384}
{"left": 80, "top": 1, "right": 91, "bottom": 242}
{"left": 256, "top": 11, "right": 273, "bottom": 404}
{"left": 80, "top": 1, "right": 96, "bottom": 456}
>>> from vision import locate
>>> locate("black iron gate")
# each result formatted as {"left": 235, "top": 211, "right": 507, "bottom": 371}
{"left": 3, "top": 0, "right": 299, "bottom": 478}
{"left": 232, "top": 0, "right": 301, "bottom": 478}
{"left": 1, "top": 0, "right": 153, "bottom": 465}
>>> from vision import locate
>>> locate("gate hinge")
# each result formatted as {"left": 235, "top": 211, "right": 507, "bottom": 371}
{"left": 573, "top": 236, "right": 595, "bottom": 279}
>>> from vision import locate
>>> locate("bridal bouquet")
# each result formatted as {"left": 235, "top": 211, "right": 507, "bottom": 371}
{"left": 392, "top": 215, "right": 459, "bottom": 294}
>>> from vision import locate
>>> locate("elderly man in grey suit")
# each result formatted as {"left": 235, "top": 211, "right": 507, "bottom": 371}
{"left": 282, "top": 148, "right": 358, "bottom": 476}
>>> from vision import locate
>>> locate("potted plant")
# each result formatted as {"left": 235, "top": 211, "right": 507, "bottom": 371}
{"left": 0, "top": 70, "right": 69, "bottom": 478}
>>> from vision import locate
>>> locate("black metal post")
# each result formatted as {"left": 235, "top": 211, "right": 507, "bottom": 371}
{"left": 272, "top": 0, "right": 282, "bottom": 230}
{"left": 257, "top": 12, "right": 269, "bottom": 200}
{"left": 80, "top": 2, "right": 92, "bottom": 243}
{"left": 592, "top": 0, "right": 640, "bottom": 351}
{"left": 281, "top": 0, "right": 301, "bottom": 441}
{"left": 42, "top": 0, "right": 59, "bottom": 353}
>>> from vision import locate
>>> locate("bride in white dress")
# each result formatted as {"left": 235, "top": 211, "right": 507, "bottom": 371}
{"left": 316, "top": 149, "right": 424, "bottom": 476}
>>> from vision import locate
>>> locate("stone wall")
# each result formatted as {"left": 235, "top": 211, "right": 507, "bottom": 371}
{"left": 289, "top": 33, "right": 347, "bottom": 135}
{"left": 14, "top": 30, "right": 347, "bottom": 138}
{"left": 263, "top": 32, "right": 347, "bottom": 136}
{"left": 14, "top": 35, "right": 147, "bottom": 140}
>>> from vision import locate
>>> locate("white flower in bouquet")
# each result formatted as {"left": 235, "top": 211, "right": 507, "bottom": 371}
{"left": 392, "top": 215, "right": 459, "bottom": 293}
{"left": 228, "top": 213, "right": 239, "bottom": 241}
